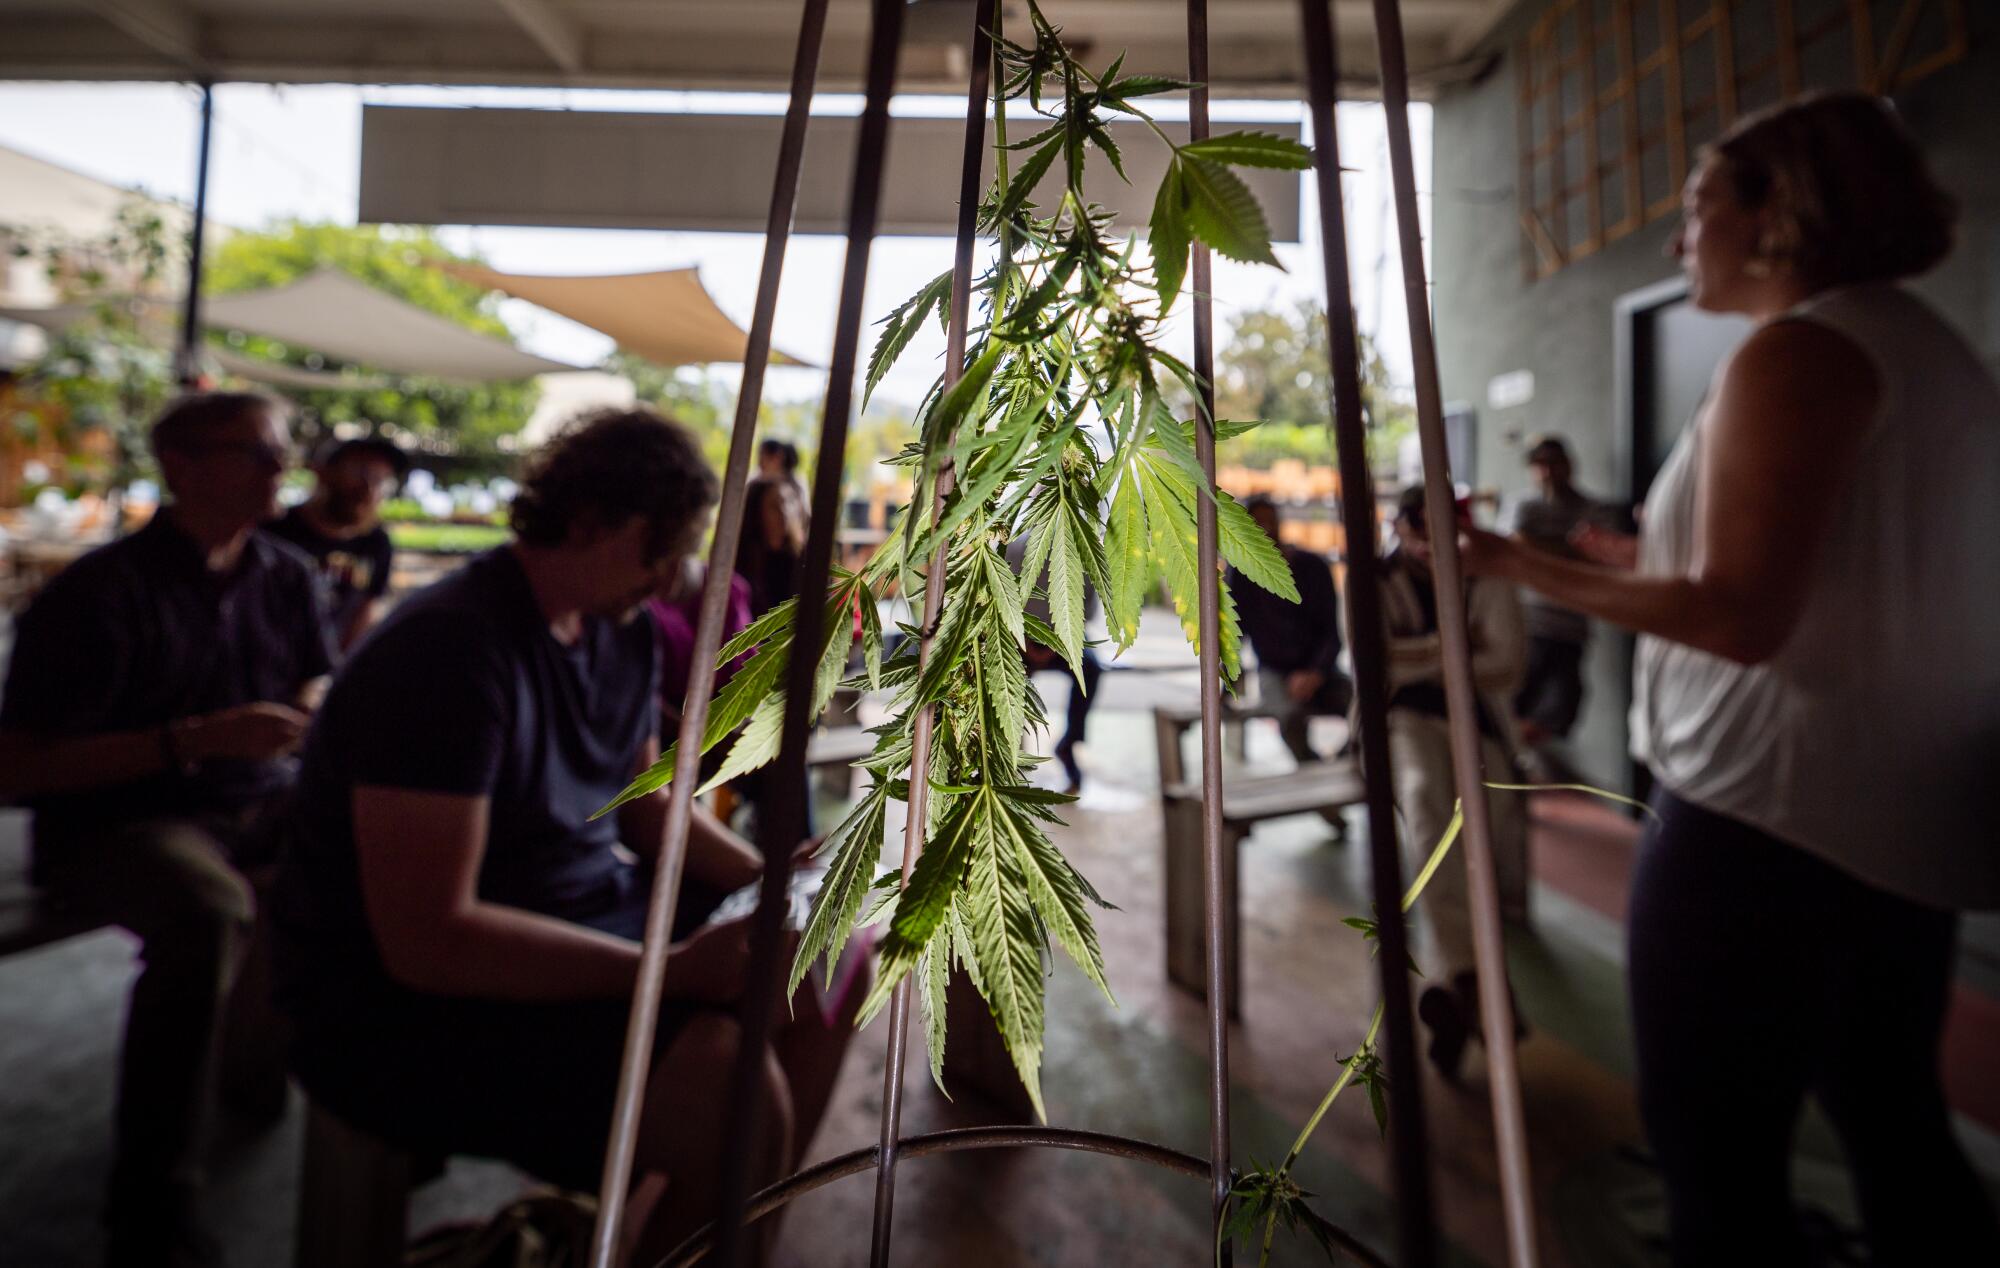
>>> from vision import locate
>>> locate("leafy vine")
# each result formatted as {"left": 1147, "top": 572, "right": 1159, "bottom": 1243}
{"left": 609, "top": 1, "right": 1309, "bottom": 1114}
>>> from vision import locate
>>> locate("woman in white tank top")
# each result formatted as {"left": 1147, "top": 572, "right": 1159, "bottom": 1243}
{"left": 1462, "top": 93, "right": 2000, "bottom": 1266}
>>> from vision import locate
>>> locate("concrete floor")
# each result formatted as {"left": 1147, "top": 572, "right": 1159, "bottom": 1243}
{"left": 4, "top": 674, "right": 1997, "bottom": 1266}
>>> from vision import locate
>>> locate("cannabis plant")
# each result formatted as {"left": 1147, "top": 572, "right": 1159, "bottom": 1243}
{"left": 608, "top": 1, "right": 1309, "bottom": 1116}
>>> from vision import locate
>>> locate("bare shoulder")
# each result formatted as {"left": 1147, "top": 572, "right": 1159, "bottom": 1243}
{"left": 1719, "top": 319, "right": 1881, "bottom": 410}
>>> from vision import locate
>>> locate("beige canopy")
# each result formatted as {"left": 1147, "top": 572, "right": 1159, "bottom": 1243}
{"left": 444, "top": 263, "right": 812, "bottom": 369}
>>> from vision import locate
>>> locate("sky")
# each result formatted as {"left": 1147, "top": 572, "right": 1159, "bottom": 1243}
{"left": 0, "top": 80, "right": 1430, "bottom": 413}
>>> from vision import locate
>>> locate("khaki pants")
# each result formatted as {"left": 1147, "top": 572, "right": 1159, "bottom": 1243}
{"left": 1386, "top": 710, "right": 1527, "bottom": 978}
{"left": 35, "top": 808, "right": 279, "bottom": 1231}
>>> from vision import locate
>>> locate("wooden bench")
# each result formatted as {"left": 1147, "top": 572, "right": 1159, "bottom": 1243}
{"left": 1153, "top": 709, "right": 1368, "bottom": 1014}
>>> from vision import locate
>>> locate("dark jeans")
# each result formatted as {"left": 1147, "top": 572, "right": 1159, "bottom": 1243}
{"left": 1628, "top": 788, "right": 2000, "bottom": 1267}
{"left": 1514, "top": 635, "right": 1585, "bottom": 738}
{"left": 1043, "top": 645, "right": 1102, "bottom": 790}
{"left": 34, "top": 811, "right": 273, "bottom": 1232}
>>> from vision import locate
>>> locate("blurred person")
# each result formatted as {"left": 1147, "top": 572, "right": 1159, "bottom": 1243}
{"left": 735, "top": 476, "right": 808, "bottom": 619}
{"left": 0, "top": 391, "right": 334, "bottom": 1268}
{"left": 1458, "top": 93, "right": 2000, "bottom": 1265}
{"left": 756, "top": 436, "right": 802, "bottom": 490}
{"left": 272, "top": 409, "right": 862, "bottom": 1263}
{"left": 263, "top": 435, "right": 407, "bottom": 654}
{"left": 1377, "top": 486, "right": 1528, "bottom": 1080}
{"left": 1502, "top": 435, "right": 1618, "bottom": 764}
{"left": 1228, "top": 495, "right": 1351, "bottom": 764}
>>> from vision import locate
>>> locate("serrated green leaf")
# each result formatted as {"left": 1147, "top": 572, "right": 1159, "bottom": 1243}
{"left": 857, "top": 792, "right": 983, "bottom": 1023}
{"left": 1105, "top": 471, "right": 1149, "bottom": 650}
{"left": 1177, "top": 131, "right": 1313, "bottom": 170}
{"left": 789, "top": 783, "right": 890, "bottom": 994}
{"left": 1215, "top": 489, "right": 1299, "bottom": 602}
{"left": 865, "top": 269, "right": 952, "bottom": 407}
{"left": 996, "top": 796, "right": 1111, "bottom": 1002}
{"left": 1181, "top": 156, "right": 1279, "bottom": 267}
{"left": 1102, "top": 74, "right": 1192, "bottom": 102}
{"left": 1045, "top": 511, "right": 1086, "bottom": 680}
{"left": 920, "top": 921, "right": 953, "bottom": 1096}
{"left": 996, "top": 135, "right": 1063, "bottom": 226}
{"left": 1148, "top": 160, "right": 1190, "bottom": 313}
{"left": 695, "top": 690, "right": 786, "bottom": 796}
{"left": 962, "top": 821, "right": 1048, "bottom": 1121}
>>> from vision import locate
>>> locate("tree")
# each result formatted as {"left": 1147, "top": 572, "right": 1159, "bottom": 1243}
{"left": 4, "top": 200, "right": 179, "bottom": 502}
{"left": 203, "top": 222, "right": 540, "bottom": 475}
{"left": 1212, "top": 299, "right": 1412, "bottom": 472}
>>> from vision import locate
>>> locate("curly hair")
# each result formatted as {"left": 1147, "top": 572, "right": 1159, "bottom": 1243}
{"left": 509, "top": 407, "right": 719, "bottom": 559}
{"left": 1707, "top": 91, "right": 1956, "bottom": 288}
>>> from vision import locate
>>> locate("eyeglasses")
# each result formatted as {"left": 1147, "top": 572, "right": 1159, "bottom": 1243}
{"left": 179, "top": 440, "right": 295, "bottom": 469}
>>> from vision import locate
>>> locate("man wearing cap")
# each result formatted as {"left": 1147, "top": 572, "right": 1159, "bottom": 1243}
{"left": 264, "top": 435, "right": 406, "bottom": 654}
{"left": 1505, "top": 436, "right": 1626, "bottom": 762}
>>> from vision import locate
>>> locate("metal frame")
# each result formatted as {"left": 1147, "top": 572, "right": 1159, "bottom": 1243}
{"left": 1515, "top": 0, "right": 1971, "bottom": 279}
{"left": 588, "top": 2, "right": 1535, "bottom": 1264}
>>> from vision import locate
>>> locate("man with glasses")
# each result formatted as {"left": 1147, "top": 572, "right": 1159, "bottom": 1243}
{"left": 0, "top": 391, "right": 334, "bottom": 1266}
{"left": 264, "top": 435, "right": 407, "bottom": 654}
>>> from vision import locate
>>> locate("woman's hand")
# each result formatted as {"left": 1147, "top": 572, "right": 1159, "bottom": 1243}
{"left": 1570, "top": 522, "right": 1639, "bottom": 570}
{"left": 1454, "top": 526, "right": 1519, "bottom": 578}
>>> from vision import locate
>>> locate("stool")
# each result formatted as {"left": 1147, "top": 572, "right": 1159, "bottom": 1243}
{"left": 296, "top": 1100, "right": 443, "bottom": 1268}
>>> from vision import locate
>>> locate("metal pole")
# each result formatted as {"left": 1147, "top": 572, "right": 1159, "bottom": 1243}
{"left": 585, "top": 0, "right": 831, "bottom": 1262}
{"left": 1369, "top": 1, "right": 1539, "bottom": 1262}
{"left": 176, "top": 79, "right": 214, "bottom": 388}
{"left": 712, "top": 0, "right": 906, "bottom": 1260}
{"left": 1182, "top": 0, "right": 1236, "bottom": 1257}
{"left": 1295, "top": 3, "right": 1437, "bottom": 1264}
{"left": 868, "top": 0, "right": 995, "bottom": 1261}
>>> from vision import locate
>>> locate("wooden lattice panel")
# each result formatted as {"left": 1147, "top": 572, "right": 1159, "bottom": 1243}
{"left": 1515, "top": 0, "right": 1971, "bottom": 279}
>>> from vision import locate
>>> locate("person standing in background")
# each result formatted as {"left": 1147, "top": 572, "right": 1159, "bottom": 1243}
{"left": 1503, "top": 435, "right": 1628, "bottom": 773}
{"left": 735, "top": 476, "right": 809, "bottom": 620}
{"left": 264, "top": 436, "right": 406, "bottom": 654}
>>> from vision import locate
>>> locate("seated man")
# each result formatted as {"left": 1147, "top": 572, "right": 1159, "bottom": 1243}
{"left": 0, "top": 391, "right": 334, "bottom": 1267}
{"left": 1229, "top": 495, "right": 1352, "bottom": 764}
{"left": 263, "top": 435, "right": 406, "bottom": 654}
{"left": 1376, "top": 486, "right": 1529, "bottom": 1079}
{"left": 272, "top": 408, "right": 860, "bottom": 1262}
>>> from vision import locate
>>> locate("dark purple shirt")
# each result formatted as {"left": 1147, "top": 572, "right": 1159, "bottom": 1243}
{"left": 0, "top": 512, "right": 335, "bottom": 841}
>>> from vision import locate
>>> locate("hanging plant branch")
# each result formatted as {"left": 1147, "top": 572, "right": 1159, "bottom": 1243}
{"left": 606, "top": 0, "right": 1309, "bottom": 1116}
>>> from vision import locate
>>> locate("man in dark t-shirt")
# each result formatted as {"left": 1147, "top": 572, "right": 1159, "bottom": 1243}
{"left": 0, "top": 392, "right": 334, "bottom": 1266}
{"left": 273, "top": 409, "right": 864, "bottom": 1262}
{"left": 263, "top": 436, "right": 404, "bottom": 653}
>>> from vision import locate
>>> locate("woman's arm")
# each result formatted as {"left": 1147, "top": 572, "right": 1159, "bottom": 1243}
{"left": 1465, "top": 320, "right": 1878, "bottom": 665}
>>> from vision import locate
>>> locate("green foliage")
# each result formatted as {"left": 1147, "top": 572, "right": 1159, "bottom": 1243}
{"left": 1212, "top": 300, "right": 1413, "bottom": 473}
{"left": 5, "top": 200, "right": 180, "bottom": 495}
{"left": 605, "top": 1, "right": 1311, "bottom": 1117}
{"left": 203, "top": 222, "right": 539, "bottom": 475}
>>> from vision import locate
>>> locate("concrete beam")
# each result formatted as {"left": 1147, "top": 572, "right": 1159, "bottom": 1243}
{"left": 72, "top": 0, "right": 202, "bottom": 66}
{"left": 488, "top": 0, "right": 588, "bottom": 72}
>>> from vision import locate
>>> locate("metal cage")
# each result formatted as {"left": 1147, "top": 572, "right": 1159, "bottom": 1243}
{"left": 572, "top": 2, "right": 1542, "bottom": 1264}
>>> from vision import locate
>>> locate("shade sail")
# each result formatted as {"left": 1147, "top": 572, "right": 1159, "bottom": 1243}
{"left": 443, "top": 263, "right": 812, "bottom": 369}
{"left": 201, "top": 268, "right": 577, "bottom": 381}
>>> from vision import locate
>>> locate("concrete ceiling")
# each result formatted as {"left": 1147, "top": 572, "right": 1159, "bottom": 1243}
{"left": 0, "top": 0, "right": 1517, "bottom": 96}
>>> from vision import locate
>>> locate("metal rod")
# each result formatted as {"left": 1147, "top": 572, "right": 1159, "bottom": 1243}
{"left": 1295, "top": 3, "right": 1436, "bottom": 1265}
{"left": 176, "top": 79, "right": 214, "bottom": 388}
{"left": 1369, "top": 2, "right": 1538, "bottom": 1263}
{"left": 868, "top": 1, "right": 995, "bottom": 1261}
{"left": 1181, "top": 0, "right": 1237, "bottom": 1257}
{"left": 712, "top": 0, "right": 906, "bottom": 1261}
{"left": 665, "top": 1126, "right": 1393, "bottom": 1268}
{"left": 585, "top": 1, "right": 831, "bottom": 1263}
